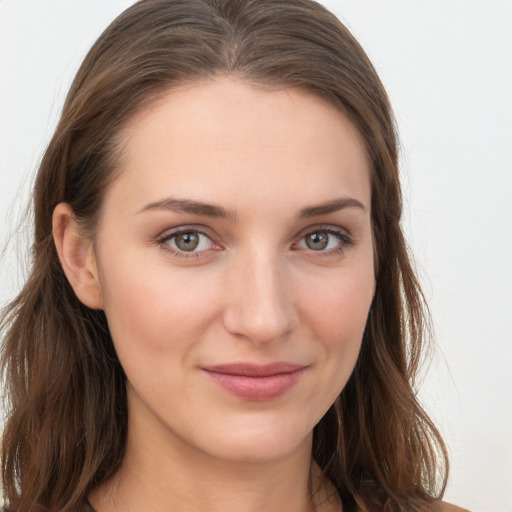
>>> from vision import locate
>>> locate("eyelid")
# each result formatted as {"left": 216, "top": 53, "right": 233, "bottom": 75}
{"left": 293, "top": 224, "right": 355, "bottom": 254}
{"left": 155, "top": 225, "right": 222, "bottom": 258}
{"left": 153, "top": 223, "right": 355, "bottom": 259}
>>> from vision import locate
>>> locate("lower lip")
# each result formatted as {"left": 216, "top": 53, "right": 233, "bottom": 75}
{"left": 203, "top": 369, "right": 305, "bottom": 401}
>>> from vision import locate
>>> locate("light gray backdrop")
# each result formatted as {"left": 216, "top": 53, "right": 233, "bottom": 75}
{"left": 1, "top": 1, "right": 511, "bottom": 510}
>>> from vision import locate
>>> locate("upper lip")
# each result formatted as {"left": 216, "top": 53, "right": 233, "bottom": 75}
{"left": 202, "top": 362, "right": 307, "bottom": 377}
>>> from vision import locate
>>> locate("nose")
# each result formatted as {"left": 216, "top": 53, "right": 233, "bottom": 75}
{"left": 222, "top": 249, "right": 298, "bottom": 345}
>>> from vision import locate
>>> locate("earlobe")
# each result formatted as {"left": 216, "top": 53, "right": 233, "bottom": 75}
{"left": 52, "top": 203, "right": 104, "bottom": 309}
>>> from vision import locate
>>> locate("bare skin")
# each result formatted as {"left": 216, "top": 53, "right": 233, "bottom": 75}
{"left": 54, "top": 78, "right": 374, "bottom": 512}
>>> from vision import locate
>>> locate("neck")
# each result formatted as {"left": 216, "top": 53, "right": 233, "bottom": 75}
{"left": 89, "top": 398, "right": 339, "bottom": 512}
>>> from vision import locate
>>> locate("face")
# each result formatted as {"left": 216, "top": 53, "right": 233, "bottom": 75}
{"left": 92, "top": 78, "right": 375, "bottom": 463}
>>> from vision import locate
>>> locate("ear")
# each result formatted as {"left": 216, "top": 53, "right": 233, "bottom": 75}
{"left": 52, "top": 203, "right": 104, "bottom": 309}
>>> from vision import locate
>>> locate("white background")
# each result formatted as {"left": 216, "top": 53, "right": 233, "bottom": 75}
{"left": 1, "top": 1, "right": 511, "bottom": 510}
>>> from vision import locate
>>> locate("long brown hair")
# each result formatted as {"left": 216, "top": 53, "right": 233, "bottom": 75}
{"left": 1, "top": 1, "right": 448, "bottom": 510}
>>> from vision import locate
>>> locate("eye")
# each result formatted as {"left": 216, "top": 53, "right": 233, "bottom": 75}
{"left": 158, "top": 228, "right": 216, "bottom": 256}
{"left": 296, "top": 227, "right": 353, "bottom": 254}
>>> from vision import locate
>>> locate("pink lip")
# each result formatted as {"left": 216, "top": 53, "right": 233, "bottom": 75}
{"left": 202, "top": 363, "right": 307, "bottom": 401}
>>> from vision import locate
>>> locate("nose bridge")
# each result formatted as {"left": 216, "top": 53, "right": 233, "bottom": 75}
{"left": 222, "top": 244, "right": 296, "bottom": 344}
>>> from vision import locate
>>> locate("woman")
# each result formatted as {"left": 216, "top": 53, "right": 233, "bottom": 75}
{"left": 0, "top": 1, "right": 468, "bottom": 511}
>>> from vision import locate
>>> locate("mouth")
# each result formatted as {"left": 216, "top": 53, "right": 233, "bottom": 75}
{"left": 201, "top": 362, "right": 308, "bottom": 401}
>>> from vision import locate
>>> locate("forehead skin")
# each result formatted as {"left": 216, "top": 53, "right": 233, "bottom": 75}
{"left": 108, "top": 78, "right": 371, "bottom": 222}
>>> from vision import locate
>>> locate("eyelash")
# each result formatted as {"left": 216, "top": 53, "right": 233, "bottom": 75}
{"left": 294, "top": 227, "right": 355, "bottom": 256}
{"left": 155, "top": 225, "right": 354, "bottom": 259}
{"left": 156, "top": 227, "right": 218, "bottom": 259}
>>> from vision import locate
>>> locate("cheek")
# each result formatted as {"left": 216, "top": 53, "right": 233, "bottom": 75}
{"left": 97, "top": 255, "right": 221, "bottom": 361}
{"left": 297, "top": 260, "right": 374, "bottom": 397}
{"left": 300, "top": 265, "right": 374, "bottom": 343}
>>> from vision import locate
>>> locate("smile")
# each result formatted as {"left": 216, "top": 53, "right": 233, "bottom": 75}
{"left": 201, "top": 363, "right": 308, "bottom": 401}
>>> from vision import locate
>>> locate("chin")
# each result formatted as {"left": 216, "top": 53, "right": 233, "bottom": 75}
{"left": 196, "top": 418, "right": 314, "bottom": 464}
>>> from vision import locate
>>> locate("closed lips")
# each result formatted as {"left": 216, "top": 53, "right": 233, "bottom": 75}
{"left": 203, "top": 362, "right": 307, "bottom": 377}
{"left": 202, "top": 363, "right": 308, "bottom": 400}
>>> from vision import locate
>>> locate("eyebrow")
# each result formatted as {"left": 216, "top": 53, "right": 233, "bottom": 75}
{"left": 137, "top": 197, "right": 238, "bottom": 221}
{"left": 297, "top": 197, "right": 367, "bottom": 218}
{"left": 137, "top": 196, "right": 366, "bottom": 220}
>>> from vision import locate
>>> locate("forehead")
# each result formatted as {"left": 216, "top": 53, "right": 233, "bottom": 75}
{"left": 109, "top": 78, "right": 371, "bottom": 215}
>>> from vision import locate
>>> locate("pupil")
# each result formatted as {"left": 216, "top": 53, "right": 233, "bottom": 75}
{"left": 306, "top": 232, "right": 328, "bottom": 250}
{"left": 176, "top": 232, "right": 199, "bottom": 251}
